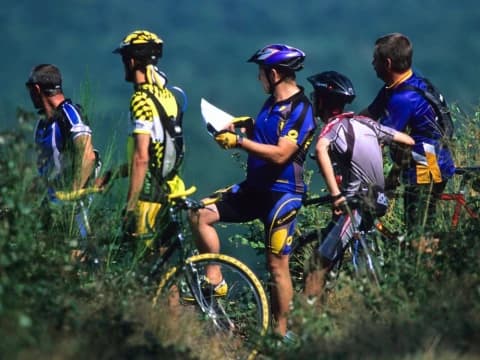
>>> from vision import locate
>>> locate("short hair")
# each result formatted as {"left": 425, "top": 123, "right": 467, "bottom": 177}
{"left": 26, "top": 64, "right": 63, "bottom": 95}
{"left": 262, "top": 65, "right": 296, "bottom": 81}
{"left": 374, "top": 33, "right": 413, "bottom": 72}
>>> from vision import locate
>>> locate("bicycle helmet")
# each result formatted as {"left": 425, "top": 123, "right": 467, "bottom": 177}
{"left": 113, "top": 30, "right": 163, "bottom": 61}
{"left": 307, "top": 71, "right": 356, "bottom": 104}
{"left": 247, "top": 44, "right": 305, "bottom": 71}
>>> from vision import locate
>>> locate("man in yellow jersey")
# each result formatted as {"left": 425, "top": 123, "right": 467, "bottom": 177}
{"left": 113, "top": 30, "right": 184, "bottom": 247}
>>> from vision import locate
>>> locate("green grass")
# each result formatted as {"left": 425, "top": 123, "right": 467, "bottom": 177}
{"left": 1, "top": 108, "right": 480, "bottom": 360}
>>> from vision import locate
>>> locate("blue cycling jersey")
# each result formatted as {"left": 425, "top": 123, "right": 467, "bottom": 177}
{"left": 34, "top": 99, "right": 92, "bottom": 192}
{"left": 245, "top": 89, "right": 316, "bottom": 194}
{"left": 368, "top": 72, "right": 455, "bottom": 185}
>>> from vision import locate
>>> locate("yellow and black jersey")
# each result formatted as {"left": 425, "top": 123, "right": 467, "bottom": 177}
{"left": 128, "top": 82, "right": 180, "bottom": 201}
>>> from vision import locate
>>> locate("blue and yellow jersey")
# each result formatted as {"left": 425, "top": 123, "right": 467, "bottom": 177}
{"left": 245, "top": 89, "right": 316, "bottom": 194}
{"left": 34, "top": 99, "right": 91, "bottom": 192}
{"left": 368, "top": 72, "right": 455, "bottom": 185}
{"left": 127, "top": 82, "right": 179, "bottom": 201}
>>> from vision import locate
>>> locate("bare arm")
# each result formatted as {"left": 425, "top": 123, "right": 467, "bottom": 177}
{"left": 393, "top": 131, "right": 414, "bottom": 146}
{"left": 238, "top": 136, "right": 299, "bottom": 165}
{"left": 72, "top": 134, "right": 96, "bottom": 191}
{"left": 316, "top": 137, "right": 341, "bottom": 197}
{"left": 126, "top": 133, "right": 150, "bottom": 211}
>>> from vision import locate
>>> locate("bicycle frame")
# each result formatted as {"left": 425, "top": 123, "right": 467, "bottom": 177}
{"left": 437, "top": 166, "right": 480, "bottom": 228}
{"left": 298, "top": 194, "right": 385, "bottom": 286}
{"left": 148, "top": 195, "right": 203, "bottom": 278}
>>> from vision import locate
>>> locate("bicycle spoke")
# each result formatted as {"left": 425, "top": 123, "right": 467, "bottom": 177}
{"left": 154, "top": 254, "right": 269, "bottom": 360}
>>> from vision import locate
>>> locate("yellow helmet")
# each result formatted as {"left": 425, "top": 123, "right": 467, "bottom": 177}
{"left": 113, "top": 30, "right": 163, "bottom": 61}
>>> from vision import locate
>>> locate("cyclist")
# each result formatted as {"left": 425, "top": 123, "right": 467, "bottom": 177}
{"left": 190, "top": 44, "right": 316, "bottom": 337}
{"left": 26, "top": 64, "right": 97, "bottom": 202}
{"left": 113, "top": 30, "right": 185, "bottom": 247}
{"left": 304, "top": 70, "right": 414, "bottom": 300}
{"left": 361, "top": 33, "right": 456, "bottom": 235}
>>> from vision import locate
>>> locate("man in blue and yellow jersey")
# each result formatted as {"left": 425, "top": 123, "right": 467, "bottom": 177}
{"left": 362, "top": 33, "right": 455, "bottom": 235}
{"left": 26, "top": 64, "right": 97, "bottom": 202}
{"left": 114, "top": 30, "right": 184, "bottom": 246}
{"left": 190, "top": 44, "right": 316, "bottom": 339}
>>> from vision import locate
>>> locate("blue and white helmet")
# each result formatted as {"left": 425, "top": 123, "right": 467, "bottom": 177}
{"left": 247, "top": 44, "right": 305, "bottom": 71}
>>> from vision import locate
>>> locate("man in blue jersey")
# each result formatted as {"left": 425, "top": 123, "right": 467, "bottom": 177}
{"left": 362, "top": 33, "right": 456, "bottom": 234}
{"left": 190, "top": 44, "right": 316, "bottom": 337}
{"left": 26, "top": 64, "right": 96, "bottom": 201}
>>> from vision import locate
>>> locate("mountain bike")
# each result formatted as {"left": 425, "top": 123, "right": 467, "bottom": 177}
{"left": 151, "top": 185, "right": 269, "bottom": 359}
{"left": 58, "top": 184, "right": 270, "bottom": 360}
{"left": 290, "top": 194, "right": 396, "bottom": 291}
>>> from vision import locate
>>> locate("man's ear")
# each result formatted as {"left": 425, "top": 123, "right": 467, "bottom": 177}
{"left": 385, "top": 58, "right": 393, "bottom": 71}
{"left": 128, "top": 57, "right": 136, "bottom": 69}
{"left": 269, "top": 68, "right": 279, "bottom": 82}
{"left": 33, "top": 84, "right": 42, "bottom": 94}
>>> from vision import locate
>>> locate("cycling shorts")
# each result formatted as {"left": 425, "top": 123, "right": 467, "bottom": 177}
{"left": 215, "top": 184, "right": 302, "bottom": 255}
{"left": 318, "top": 209, "right": 362, "bottom": 262}
{"left": 135, "top": 199, "right": 163, "bottom": 247}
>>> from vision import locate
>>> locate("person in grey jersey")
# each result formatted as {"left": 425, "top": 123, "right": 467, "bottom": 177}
{"left": 303, "top": 71, "right": 414, "bottom": 301}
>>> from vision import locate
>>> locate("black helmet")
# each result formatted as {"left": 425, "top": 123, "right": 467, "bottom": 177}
{"left": 248, "top": 44, "right": 305, "bottom": 72}
{"left": 113, "top": 30, "right": 163, "bottom": 62}
{"left": 307, "top": 71, "right": 356, "bottom": 104}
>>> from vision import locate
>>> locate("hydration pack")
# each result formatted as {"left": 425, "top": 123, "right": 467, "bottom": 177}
{"left": 396, "top": 77, "right": 454, "bottom": 140}
{"left": 142, "top": 87, "right": 186, "bottom": 181}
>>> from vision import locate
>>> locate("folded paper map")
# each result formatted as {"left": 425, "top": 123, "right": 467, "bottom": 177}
{"left": 200, "top": 98, "right": 234, "bottom": 135}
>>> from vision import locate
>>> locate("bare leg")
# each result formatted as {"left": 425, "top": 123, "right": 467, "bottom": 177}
{"left": 303, "top": 255, "right": 331, "bottom": 301}
{"left": 267, "top": 252, "right": 292, "bottom": 337}
{"left": 189, "top": 204, "right": 223, "bottom": 284}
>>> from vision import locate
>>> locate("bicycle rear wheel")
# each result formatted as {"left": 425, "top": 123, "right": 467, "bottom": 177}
{"left": 153, "top": 253, "right": 269, "bottom": 360}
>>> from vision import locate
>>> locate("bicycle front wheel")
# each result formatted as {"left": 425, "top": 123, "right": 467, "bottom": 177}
{"left": 352, "top": 233, "right": 383, "bottom": 287}
{"left": 153, "top": 253, "right": 270, "bottom": 359}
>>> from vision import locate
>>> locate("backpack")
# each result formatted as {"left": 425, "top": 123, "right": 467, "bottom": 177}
{"left": 143, "top": 88, "right": 185, "bottom": 181}
{"left": 396, "top": 77, "right": 454, "bottom": 140}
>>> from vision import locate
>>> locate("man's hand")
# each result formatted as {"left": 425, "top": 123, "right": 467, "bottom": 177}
{"left": 214, "top": 130, "right": 240, "bottom": 149}
{"left": 121, "top": 209, "right": 136, "bottom": 237}
{"left": 331, "top": 194, "right": 347, "bottom": 215}
{"left": 232, "top": 116, "right": 254, "bottom": 128}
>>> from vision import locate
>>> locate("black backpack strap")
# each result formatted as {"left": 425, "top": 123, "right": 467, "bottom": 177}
{"left": 142, "top": 90, "right": 184, "bottom": 176}
{"left": 395, "top": 82, "right": 447, "bottom": 139}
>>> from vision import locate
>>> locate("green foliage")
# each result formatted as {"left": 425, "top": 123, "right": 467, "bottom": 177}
{"left": 3, "top": 107, "right": 480, "bottom": 359}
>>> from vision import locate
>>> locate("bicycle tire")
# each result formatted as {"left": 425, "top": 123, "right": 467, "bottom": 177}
{"left": 290, "top": 229, "right": 342, "bottom": 291}
{"left": 152, "top": 253, "right": 270, "bottom": 360}
{"left": 290, "top": 230, "right": 318, "bottom": 292}
{"left": 351, "top": 232, "right": 383, "bottom": 287}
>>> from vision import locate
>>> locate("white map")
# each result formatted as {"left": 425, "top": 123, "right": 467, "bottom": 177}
{"left": 200, "top": 98, "right": 234, "bottom": 135}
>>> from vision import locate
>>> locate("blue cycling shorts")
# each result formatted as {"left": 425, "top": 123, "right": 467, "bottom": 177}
{"left": 215, "top": 183, "right": 302, "bottom": 255}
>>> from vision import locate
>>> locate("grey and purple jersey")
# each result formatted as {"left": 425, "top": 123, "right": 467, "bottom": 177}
{"left": 319, "top": 112, "right": 396, "bottom": 197}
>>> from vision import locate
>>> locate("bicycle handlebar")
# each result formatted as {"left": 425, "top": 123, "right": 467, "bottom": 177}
{"left": 55, "top": 187, "right": 103, "bottom": 201}
{"left": 454, "top": 166, "right": 480, "bottom": 176}
{"left": 302, "top": 194, "right": 331, "bottom": 206}
{"left": 167, "top": 186, "right": 197, "bottom": 201}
